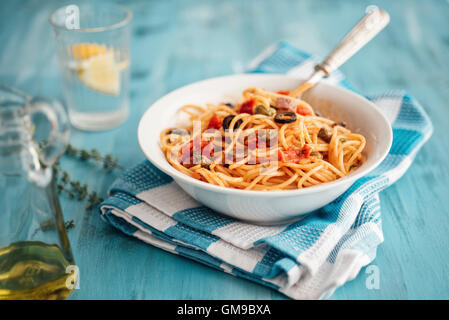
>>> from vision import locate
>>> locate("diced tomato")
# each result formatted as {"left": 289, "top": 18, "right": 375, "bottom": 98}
{"left": 192, "top": 135, "right": 208, "bottom": 152}
{"left": 278, "top": 147, "right": 300, "bottom": 163}
{"left": 300, "top": 144, "right": 312, "bottom": 158}
{"left": 296, "top": 105, "right": 313, "bottom": 116}
{"left": 277, "top": 90, "right": 290, "bottom": 95}
{"left": 245, "top": 134, "right": 269, "bottom": 149}
{"left": 180, "top": 142, "right": 192, "bottom": 164}
{"left": 278, "top": 145, "right": 312, "bottom": 163}
{"left": 201, "top": 142, "right": 214, "bottom": 159}
{"left": 257, "top": 156, "right": 270, "bottom": 164}
{"left": 239, "top": 99, "right": 255, "bottom": 114}
{"left": 207, "top": 114, "right": 222, "bottom": 130}
{"left": 180, "top": 135, "right": 209, "bottom": 164}
{"left": 277, "top": 149, "right": 285, "bottom": 162}
{"left": 245, "top": 135, "right": 258, "bottom": 147}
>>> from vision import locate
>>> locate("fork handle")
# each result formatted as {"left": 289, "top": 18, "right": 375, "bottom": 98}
{"left": 318, "top": 6, "right": 390, "bottom": 75}
{"left": 290, "top": 7, "right": 390, "bottom": 98}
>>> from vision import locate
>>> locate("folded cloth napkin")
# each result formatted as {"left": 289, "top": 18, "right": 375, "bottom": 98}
{"left": 99, "top": 42, "right": 433, "bottom": 299}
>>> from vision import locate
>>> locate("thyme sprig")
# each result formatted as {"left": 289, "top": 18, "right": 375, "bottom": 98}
{"left": 64, "top": 220, "right": 75, "bottom": 231}
{"left": 34, "top": 144, "right": 121, "bottom": 234}
{"left": 32, "top": 218, "right": 76, "bottom": 236}
{"left": 65, "top": 144, "right": 124, "bottom": 170}
{"left": 52, "top": 144, "right": 123, "bottom": 210}
{"left": 53, "top": 167, "right": 92, "bottom": 202}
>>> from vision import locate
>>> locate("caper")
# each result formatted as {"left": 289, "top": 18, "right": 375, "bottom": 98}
{"left": 254, "top": 104, "right": 275, "bottom": 117}
{"left": 254, "top": 105, "right": 267, "bottom": 115}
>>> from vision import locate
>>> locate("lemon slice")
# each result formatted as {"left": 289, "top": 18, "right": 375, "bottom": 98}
{"left": 72, "top": 43, "right": 107, "bottom": 60}
{"left": 78, "top": 51, "right": 120, "bottom": 96}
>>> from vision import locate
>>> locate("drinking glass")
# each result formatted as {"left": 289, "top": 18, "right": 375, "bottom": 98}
{"left": 49, "top": 3, "right": 132, "bottom": 131}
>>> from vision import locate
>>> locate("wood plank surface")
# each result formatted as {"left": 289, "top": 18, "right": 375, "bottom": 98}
{"left": 0, "top": 0, "right": 448, "bottom": 299}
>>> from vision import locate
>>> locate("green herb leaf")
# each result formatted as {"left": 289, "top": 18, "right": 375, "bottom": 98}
{"left": 64, "top": 220, "right": 75, "bottom": 230}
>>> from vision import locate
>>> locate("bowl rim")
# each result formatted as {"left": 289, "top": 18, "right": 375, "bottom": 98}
{"left": 138, "top": 73, "right": 393, "bottom": 197}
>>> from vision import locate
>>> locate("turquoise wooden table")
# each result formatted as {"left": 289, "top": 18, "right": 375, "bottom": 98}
{"left": 1, "top": 0, "right": 448, "bottom": 299}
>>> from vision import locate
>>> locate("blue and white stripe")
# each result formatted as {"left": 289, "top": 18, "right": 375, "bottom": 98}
{"left": 99, "top": 41, "right": 433, "bottom": 300}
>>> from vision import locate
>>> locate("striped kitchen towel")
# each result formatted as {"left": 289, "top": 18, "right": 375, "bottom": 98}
{"left": 99, "top": 41, "right": 433, "bottom": 299}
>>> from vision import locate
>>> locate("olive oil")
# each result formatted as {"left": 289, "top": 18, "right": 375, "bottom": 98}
{"left": 0, "top": 241, "right": 75, "bottom": 300}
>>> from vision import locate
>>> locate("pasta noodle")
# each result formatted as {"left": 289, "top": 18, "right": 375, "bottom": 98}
{"left": 160, "top": 87, "right": 365, "bottom": 191}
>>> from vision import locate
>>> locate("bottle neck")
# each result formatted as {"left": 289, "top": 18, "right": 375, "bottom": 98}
{"left": 0, "top": 126, "right": 47, "bottom": 184}
{"left": 0, "top": 102, "right": 34, "bottom": 171}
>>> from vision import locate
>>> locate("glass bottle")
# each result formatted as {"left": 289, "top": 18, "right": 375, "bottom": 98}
{"left": 0, "top": 84, "right": 75, "bottom": 300}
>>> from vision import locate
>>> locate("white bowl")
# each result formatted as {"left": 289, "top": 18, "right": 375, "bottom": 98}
{"left": 138, "top": 74, "right": 392, "bottom": 224}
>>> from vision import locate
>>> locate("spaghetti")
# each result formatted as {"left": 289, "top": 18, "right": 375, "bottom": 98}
{"left": 160, "top": 87, "right": 366, "bottom": 191}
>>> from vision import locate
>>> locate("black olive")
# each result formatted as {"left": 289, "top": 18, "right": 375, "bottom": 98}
{"left": 168, "top": 128, "right": 190, "bottom": 136}
{"left": 225, "top": 103, "right": 234, "bottom": 108}
{"left": 233, "top": 119, "right": 243, "bottom": 129}
{"left": 318, "top": 128, "right": 332, "bottom": 143}
{"left": 274, "top": 111, "right": 297, "bottom": 124}
{"left": 331, "top": 121, "right": 347, "bottom": 128}
{"left": 222, "top": 115, "right": 234, "bottom": 129}
{"left": 222, "top": 115, "right": 243, "bottom": 130}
